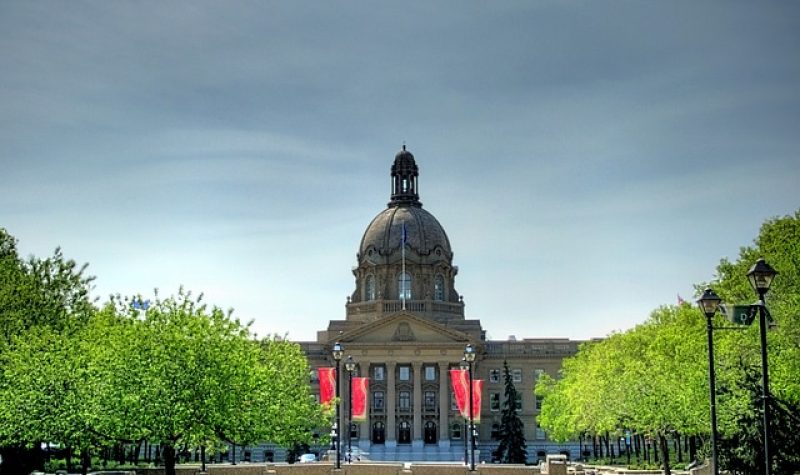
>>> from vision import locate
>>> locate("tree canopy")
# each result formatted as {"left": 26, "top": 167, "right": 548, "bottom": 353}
{"left": 0, "top": 229, "right": 327, "bottom": 475}
{"left": 536, "top": 209, "right": 800, "bottom": 473}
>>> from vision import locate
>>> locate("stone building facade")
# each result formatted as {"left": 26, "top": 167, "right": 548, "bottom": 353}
{"left": 298, "top": 147, "right": 583, "bottom": 463}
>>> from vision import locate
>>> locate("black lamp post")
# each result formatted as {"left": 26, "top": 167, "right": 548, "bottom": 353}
{"left": 698, "top": 288, "right": 722, "bottom": 475}
{"left": 459, "top": 358, "right": 469, "bottom": 466}
{"left": 345, "top": 355, "right": 356, "bottom": 463}
{"left": 332, "top": 342, "right": 344, "bottom": 469}
{"left": 746, "top": 258, "right": 778, "bottom": 475}
{"left": 464, "top": 343, "right": 477, "bottom": 471}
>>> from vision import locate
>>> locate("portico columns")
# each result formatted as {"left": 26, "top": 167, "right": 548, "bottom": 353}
{"left": 438, "top": 361, "right": 451, "bottom": 447}
{"left": 412, "top": 361, "right": 423, "bottom": 447}
{"left": 386, "top": 361, "right": 397, "bottom": 447}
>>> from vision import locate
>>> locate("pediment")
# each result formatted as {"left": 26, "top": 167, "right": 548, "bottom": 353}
{"left": 333, "top": 312, "right": 471, "bottom": 344}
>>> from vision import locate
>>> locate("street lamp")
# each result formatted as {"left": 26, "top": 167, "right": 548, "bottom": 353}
{"left": 460, "top": 358, "right": 469, "bottom": 466}
{"left": 332, "top": 342, "right": 344, "bottom": 469}
{"left": 464, "top": 343, "right": 477, "bottom": 471}
{"left": 345, "top": 355, "right": 356, "bottom": 463}
{"left": 746, "top": 258, "right": 778, "bottom": 475}
{"left": 698, "top": 288, "right": 722, "bottom": 475}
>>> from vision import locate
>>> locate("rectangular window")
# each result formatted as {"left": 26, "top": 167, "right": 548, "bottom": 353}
{"left": 399, "top": 366, "right": 410, "bottom": 381}
{"left": 451, "top": 423, "right": 461, "bottom": 439}
{"left": 536, "top": 427, "right": 547, "bottom": 440}
{"left": 424, "top": 390, "right": 436, "bottom": 410}
{"left": 374, "top": 366, "right": 385, "bottom": 381}
{"left": 399, "top": 390, "right": 411, "bottom": 411}
{"left": 489, "top": 369, "right": 501, "bottom": 383}
{"left": 425, "top": 366, "right": 436, "bottom": 381}
{"left": 533, "top": 368, "right": 545, "bottom": 382}
{"left": 310, "top": 369, "right": 319, "bottom": 382}
{"left": 373, "top": 391, "right": 385, "bottom": 411}
{"left": 535, "top": 395, "right": 543, "bottom": 411}
{"left": 490, "top": 392, "right": 501, "bottom": 412}
{"left": 512, "top": 369, "right": 522, "bottom": 383}
{"left": 515, "top": 393, "right": 523, "bottom": 411}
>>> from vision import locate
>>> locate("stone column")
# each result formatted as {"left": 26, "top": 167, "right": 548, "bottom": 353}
{"left": 386, "top": 361, "right": 397, "bottom": 447}
{"left": 438, "top": 361, "right": 451, "bottom": 448}
{"left": 412, "top": 361, "right": 423, "bottom": 448}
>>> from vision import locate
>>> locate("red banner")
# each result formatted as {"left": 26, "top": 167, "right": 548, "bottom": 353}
{"left": 318, "top": 367, "right": 336, "bottom": 406}
{"left": 472, "top": 379, "right": 484, "bottom": 423}
{"left": 450, "top": 370, "right": 483, "bottom": 422}
{"left": 450, "top": 369, "right": 469, "bottom": 419}
{"left": 351, "top": 377, "right": 369, "bottom": 421}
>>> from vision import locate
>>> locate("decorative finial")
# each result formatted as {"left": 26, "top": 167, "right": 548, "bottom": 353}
{"left": 402, "top": 141, "right": 406, "bottom": 151}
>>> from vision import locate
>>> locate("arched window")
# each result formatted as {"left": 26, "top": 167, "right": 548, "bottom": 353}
{"left": 365, "top": 275, "right": 376, "bottom": 301}
{"left": 398, "top": 272, "right": 412, "bottom": 300}
{"left": 434, "top": 274, "right": 445, "bottom": 301}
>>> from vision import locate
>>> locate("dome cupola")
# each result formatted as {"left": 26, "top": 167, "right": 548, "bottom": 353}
{"left": 389, "top": 145, "right": 421, "bottom": 207}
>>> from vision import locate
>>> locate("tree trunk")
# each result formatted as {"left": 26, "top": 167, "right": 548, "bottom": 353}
{"left": 676, "top": 432, "right": 683, "bottom": 463}
{"left": 689, "top": 435, "right": 697, "bottom": 462}
{"left": 604, "top": 432, "right": 611, "bottom": 461}
{"left": 653, "top": 438, "right": 659, "bottom": 463}
{"left": 659, "top": 434, "right": 672, "bottom": 475}
{"left": 593, "top": 434, "right": 599, "bottom": 458}
{"left": 634, "top": 433, "right": 641, "bottom": 462}
{"left": 81, "top": 448, "right": 91, "bottom": 475}
{"left": 67, "top": 446, "right": 74, "bottom": 472}
{"left": 163, "top": 444, "right": 177, "bottom": 475}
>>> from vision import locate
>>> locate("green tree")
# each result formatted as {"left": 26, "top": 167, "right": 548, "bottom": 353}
{"left": 0, "top": 229, "right": 96, "bottom": 474}
{"left": 701, "top": 210, "right": 800, "bottom": 473}
{"left": 85, "top": 291, "right": 326, "bottom": 475}
{"left": 537, "top": 210, "right": 800, "bottom": 474}
{"left": 493, "top": 360, "right": 527, "bottom": 464}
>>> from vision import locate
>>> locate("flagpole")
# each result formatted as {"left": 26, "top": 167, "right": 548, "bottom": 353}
{"left": 401, "top": 224, "right": 406, "bottom": 310}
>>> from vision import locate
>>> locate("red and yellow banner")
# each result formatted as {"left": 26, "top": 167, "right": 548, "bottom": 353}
{"left": 351, "top": 377, "right": 369, "bottom": 421}
{"left": 471, "top": 379, "right": 484, "bottom": 423}
{"left": 450, "top": 369, "right": 483, "bottom": 422}
{"left": 318, "top": 367, "right": 337, "bottom": 406}
{"left": 450, "top": 369, "right": 469, "bottom": 418}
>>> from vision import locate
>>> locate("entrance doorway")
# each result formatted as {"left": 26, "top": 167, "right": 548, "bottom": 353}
{"left": 372, "top": 422, "right": 385, "bottom": 444}
{"left": 424, "top": 421, "right": 437, "bottom": 444}
{"left": 398, "top": 421, "right": 411, "bottom": 443}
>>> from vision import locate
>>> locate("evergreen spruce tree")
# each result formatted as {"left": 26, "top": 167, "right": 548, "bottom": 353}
{"left": 493, "top": 360, "right": 528, "bottom": 463}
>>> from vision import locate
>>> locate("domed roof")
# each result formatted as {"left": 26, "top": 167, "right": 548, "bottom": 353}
{"left": 359, "top": 205, "right": 452, "bottom": 258}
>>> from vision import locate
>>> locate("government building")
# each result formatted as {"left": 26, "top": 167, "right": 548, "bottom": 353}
{"left": 297, "top": 147, "right": 584, "bottom": 463}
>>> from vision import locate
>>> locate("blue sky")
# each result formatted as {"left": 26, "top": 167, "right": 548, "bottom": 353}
{"left": 1, "top": 1, "right": 798, "bottom": 342}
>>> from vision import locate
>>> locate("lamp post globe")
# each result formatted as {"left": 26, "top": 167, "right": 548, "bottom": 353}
{"left": 697, "top": 288, "right": 722, "bottom": 475}
{"left": 746, "top": 258, "right": 778, "bottom": 299}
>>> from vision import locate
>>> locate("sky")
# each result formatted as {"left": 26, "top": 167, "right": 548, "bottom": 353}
{"left": 1, "top": 1, "right": 798, "bottom": 343}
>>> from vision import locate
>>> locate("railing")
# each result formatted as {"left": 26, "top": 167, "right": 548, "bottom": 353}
{"left": 346, "top": 299, "right": 464, "bottom": 319}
